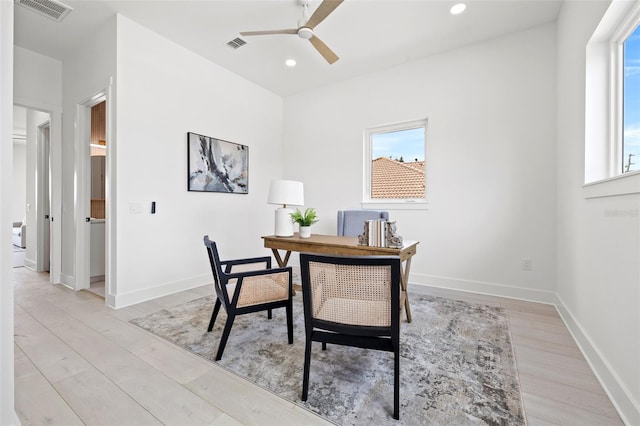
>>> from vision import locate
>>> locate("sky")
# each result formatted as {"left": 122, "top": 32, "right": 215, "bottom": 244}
{"left": 624, "top": 24, "right": 640, "bottom": 173}
{"left": 371, "top": 127, "right": 424, "bottom": 162}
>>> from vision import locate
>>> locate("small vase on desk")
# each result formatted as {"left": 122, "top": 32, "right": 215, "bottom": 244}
{"left": 299, "top": 226, "right": 311, "bottom": 238}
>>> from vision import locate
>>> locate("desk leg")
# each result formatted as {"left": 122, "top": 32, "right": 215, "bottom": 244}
{"left": 400, "top": 257, "right": 413, "bottom": 323}
{"left": 271, "top": 249, "right": 297, "bottom": 293}
{"left": 271, "top": 249, "right": 291, "bottom": 268}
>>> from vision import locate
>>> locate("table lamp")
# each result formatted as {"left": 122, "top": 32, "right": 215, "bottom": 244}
{"left": 268, "top": 180, "right": 304, "bottom": 237}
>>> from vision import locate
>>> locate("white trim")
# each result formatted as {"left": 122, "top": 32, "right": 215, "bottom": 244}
{"left": 11, "top": 102, "right": 63, "bottom": 284}
{"left": 583, "top": 169, "right": 640, "bottom": 198}
{"left": 111, "top": 274, "right": 211, "bottom": 309}
{"left": 361, "top": 201, "right": 429, "bottom": 211}
{"left": 555, "top": 294, "right": 640, "bottom": 426}
{"left": 586, "top": 1, "right": 640, "bottom": 185}
{"left": 0, "top": 0, "right": 19, "bottom": 422}
{"left": 74, "top": 87, "right": 108, "bottom": 293}
{"left": 409, "top": 274, "right": 639, "bottom": 424}
{"left": 409, "top": 273, "right": 558, "bottom": 305}
{"left": 36, "top": 119, "right": 51, "bottom": 273}
{"left": 59, "top": 272, "right": 75, "bottom": 289}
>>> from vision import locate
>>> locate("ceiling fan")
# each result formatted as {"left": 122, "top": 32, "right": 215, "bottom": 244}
{"left": 240, "top": 0, "right": 344, "bottom": 64}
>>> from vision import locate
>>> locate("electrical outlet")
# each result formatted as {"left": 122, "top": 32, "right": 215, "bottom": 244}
{"left": 521, "top": 258, "right": 533, "bottom": 271}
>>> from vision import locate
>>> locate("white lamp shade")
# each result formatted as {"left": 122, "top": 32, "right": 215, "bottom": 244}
{"left": 267, "top": 180, "right": 304, "bottom": 206}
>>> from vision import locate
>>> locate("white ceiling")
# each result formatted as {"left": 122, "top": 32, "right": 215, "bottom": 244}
{"left": 14, "top": 0, "right": 563, "bottom": 97}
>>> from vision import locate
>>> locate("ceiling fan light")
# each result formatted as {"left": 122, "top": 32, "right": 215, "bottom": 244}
{"left": 298, "top": 27, "right": 314, "bottom": 40}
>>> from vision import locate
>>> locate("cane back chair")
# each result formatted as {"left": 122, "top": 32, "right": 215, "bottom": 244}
{"left": 203, "top": 236, "right": 293, "bottom": 360}
{"left": 299, "top": 253, "right": 401, "bottom": 419}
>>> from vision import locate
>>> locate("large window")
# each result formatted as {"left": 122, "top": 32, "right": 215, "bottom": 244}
{"left": 585, "top": 1, "right": 640, "bottom": 191}
{"left": 363, "top": 119, "right": 427, "bottom": 207}
{"left": 623, "top": 24, "right": 640, "bottom": 173}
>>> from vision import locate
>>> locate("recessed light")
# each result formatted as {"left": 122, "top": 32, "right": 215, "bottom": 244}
{"left": 450, "top": 3, "right": 466, "bottom": 15}
{"left": 285, "top": 59, "right": 297, "bottom": 67}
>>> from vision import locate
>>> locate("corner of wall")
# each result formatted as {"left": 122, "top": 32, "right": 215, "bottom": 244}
{"left": 555, "top": 294, "right": 640, "bottom": 426}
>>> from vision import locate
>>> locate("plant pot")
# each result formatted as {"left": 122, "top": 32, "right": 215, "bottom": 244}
{"left": 299, "top": 226, "right": 311, "bottom": 238}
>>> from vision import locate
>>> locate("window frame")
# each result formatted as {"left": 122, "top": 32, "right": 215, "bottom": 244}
{"left": 611, "top": 4, "right": 640, "bottom": 176}
{"left": 584, "top": 0, "right": 640, "bottom": 197}
{"left": 362, "top": 118, "right": 428, "bottom": 210}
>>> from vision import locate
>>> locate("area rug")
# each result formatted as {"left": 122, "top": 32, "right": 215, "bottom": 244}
{"left": 130, "top": 292, "right": 525, "bottom": 425}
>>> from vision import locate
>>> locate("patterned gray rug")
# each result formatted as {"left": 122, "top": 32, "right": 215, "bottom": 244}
{"left": 130, "top": 292, "right": 525, "bottom": 425}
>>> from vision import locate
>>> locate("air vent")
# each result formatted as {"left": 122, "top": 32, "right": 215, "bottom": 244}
{"left": 15, "top": 0, "right": 73, "bottom": 22}
{"left": 227, "top": 37, "right": 247, "bottom": 50}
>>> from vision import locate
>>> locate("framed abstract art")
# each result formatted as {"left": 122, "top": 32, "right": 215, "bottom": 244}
{"left": 187, "top": 132, "right": 248, "bottom": 194}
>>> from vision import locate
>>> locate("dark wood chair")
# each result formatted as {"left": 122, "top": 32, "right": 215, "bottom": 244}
{"left": 203, "top": 235, "right": 293, "bottom": 360}
{"left": 299, "top": 253, "right": 402, "bottom": 420}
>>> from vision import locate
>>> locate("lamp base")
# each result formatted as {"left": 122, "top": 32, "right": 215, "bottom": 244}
{"left": 274, "top": 207, "right": 294, "bottom": 237}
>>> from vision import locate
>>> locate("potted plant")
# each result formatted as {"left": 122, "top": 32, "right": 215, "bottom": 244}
{"left": 290, "top": 208, "right": 319, "bottom": 238}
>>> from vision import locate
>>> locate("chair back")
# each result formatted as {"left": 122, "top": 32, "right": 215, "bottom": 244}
{"left": 337, "top": 209, "right": 390, "bottom": 237}
{"left": 203, "top": 236, "right": 229, "bottom": 307}
{"left": 300, "top": 254, "right": 400, "bottom": 336}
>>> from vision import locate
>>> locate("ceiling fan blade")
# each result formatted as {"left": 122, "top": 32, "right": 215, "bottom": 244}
{"left": 309, "top": 35, "right": 339, "bottom": 64}
{"left": 305, "top": 0, "right": 344, "bottom": 29}
{"left": 240, "top": 29, "right": 298, "bottom": 36}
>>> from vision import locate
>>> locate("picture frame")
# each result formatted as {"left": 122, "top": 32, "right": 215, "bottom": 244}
{"left": 187, "top": 132, "right": 248, "bottom": 193}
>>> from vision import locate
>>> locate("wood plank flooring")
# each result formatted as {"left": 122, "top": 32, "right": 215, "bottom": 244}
{"left": 13, "top": 267, "right": 623, "bottom": 425}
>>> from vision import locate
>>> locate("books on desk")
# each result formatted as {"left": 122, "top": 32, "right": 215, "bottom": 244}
{"left": 358, "top": 220, "right": 403, "bottom": 248}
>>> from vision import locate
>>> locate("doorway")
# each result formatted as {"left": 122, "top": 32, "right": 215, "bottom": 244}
{"left": 74, "top": 92, "right": 108, "bottom": 298}
{"left": 88, "top": 100, "right": 106, "bottom": 298}
{"left": 37, "top": 121, "right": 51, "bottom": 272}
{"left": 13, "top": 106, "right": 55, "bottom": 274}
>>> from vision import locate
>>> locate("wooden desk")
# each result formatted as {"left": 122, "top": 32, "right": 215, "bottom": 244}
{"left": 262, "top": 234, "right": 419, "bottom": 322}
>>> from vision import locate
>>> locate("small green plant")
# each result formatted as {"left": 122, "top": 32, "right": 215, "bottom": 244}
{"left": 290, "top": 208, "right": 319, "bottom": 226}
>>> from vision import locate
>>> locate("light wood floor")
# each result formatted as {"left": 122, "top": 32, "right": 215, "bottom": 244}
{"left": 13, "top": 267, "right": 623, "bottom": 425}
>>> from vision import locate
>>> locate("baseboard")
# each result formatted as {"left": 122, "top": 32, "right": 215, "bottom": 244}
{"left": 410, "top": 272, "right": 558, "bottom": 305}
{"left": 111, "top": 274, "right": 211, "bottom": 309}
{"left": 59, "top": 273, "right": 75, "bottom": 288}
{"left": 411, "top": 273, "right": 638, "bottom": 424}
{"left": 555, "top": 294, "right": 640, "bottom": 426}
{"left": 23, "top": 258, "right": 36, "bottom": 270}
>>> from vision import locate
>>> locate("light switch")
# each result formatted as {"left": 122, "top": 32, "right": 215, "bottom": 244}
{"left": 129, "top": 202, "right": 143, "bottom": 214}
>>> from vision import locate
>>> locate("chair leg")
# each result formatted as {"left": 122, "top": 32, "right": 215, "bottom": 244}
{"left": 286, "top": 299, "right": 293, "bottom": 345}
{"left": 268, "top": 308, "right": 272, "bottom": 319}
{"left": 322, "top": 342, "right": 327, "bottom": 351}
{"left": 301, "top": 336, "right": 313, "bottom": 401}
{"left": 207, "top": 299, "right": 222, "bottom": 332}
{"left": 215, "top": 314, "right": 235, "bottom": 361}
{"left": 393, "top": 346, "right": 400, "bottom": 420}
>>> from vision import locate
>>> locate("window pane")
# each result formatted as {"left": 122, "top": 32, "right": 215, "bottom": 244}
{"left": 623, "top": 24, "right": 640, "bottom": 173}
{"left": 370, "top": 127, "right": 425, "bottom": 199}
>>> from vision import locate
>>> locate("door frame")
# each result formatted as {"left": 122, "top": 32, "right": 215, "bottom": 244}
{"left": 14, "top": 99, "right": 62, "bottom": 284}
{"left": 36, "top": 119, "right": 50, "bottom": 272}
{"left": 74, "top": 81, "right": 113, "bottom": 302}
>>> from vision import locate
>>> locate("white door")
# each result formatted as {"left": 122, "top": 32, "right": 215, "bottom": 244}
{"left": 39, "top": 121, "right": 51, "bottom": 272}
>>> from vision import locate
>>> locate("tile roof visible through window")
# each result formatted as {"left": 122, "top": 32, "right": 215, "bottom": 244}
{"left": 371, "top": 157, "right": 425, "bottom": 199}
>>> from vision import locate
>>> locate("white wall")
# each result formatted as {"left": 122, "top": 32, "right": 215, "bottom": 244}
{"left": 284, "top": 23, "right": 558, "bottom": 302}
{"left": 0, "top": 1, "right": 19, "bottom": 424}
{"left": 556, "top": 1, "right": 640, "bottom": 424}
{"left": 14, "top": 47, "right": 62, "bottom": 111}
{"left": 113, "top": 15, "right": 284, "bottom": 307}
{"left": 12, "top": 141, "right": 26, "bottom": 223}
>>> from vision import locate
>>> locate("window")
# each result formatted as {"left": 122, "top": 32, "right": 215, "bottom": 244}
{"left": 363, "top": 119, "right": 427, "bottom": 207}
{"left": 623, "top": 24, "right": 640, "bottom": 173}
{"left": 584, "top": 1, "right": 640, "bottom": 195}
